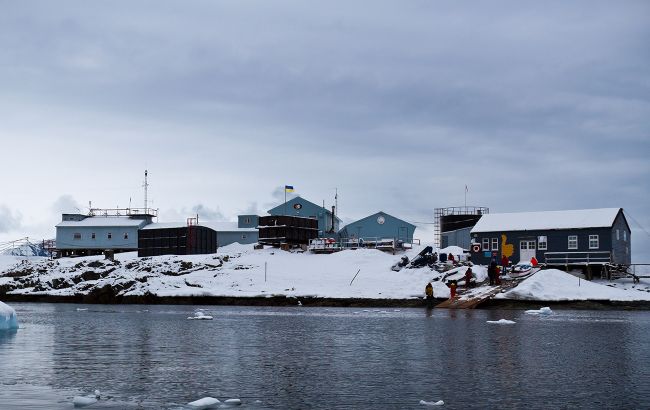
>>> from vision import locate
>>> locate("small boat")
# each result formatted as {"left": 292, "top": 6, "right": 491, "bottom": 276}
{"left": 510, "top": 263, "right": 533, "bottom": 277}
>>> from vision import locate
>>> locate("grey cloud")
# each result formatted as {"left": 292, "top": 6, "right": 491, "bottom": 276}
{"left": 51, "top": 195, "right": 82, "bottom": 214}
{"left": 0, "top": 206, "right": 22, "bottom": 233}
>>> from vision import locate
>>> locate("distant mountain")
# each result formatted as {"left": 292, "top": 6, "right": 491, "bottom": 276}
{"left": 0, "top": 242, "right": 49, "bottom": 257}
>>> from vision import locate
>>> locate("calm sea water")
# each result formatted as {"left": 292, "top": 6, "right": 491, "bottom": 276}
{"left": 0, "top": 303, "right": 648, "bottom": 409}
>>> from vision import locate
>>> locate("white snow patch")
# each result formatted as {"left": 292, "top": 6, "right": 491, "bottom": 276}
{"left": 487, "top": 319, "right": 516, "bottom": 324}
{"left": 224, "top": 398, "right": 242, "bottom": 405}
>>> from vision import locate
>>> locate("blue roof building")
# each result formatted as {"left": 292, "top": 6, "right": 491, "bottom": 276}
{"left": 267, "top": 197, "right": 341, "bottom": 237}
{"left": 338, "top": 211, "right": 416, "bottom": 244}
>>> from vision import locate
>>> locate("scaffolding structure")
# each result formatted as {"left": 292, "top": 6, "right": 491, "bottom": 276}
{"left": 434, "top": 206, "right": 489, "bottom": 248}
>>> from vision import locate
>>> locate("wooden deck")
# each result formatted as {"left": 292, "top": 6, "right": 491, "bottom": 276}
{"left": 435, "top": 280, "right": 521, "bottom": 309}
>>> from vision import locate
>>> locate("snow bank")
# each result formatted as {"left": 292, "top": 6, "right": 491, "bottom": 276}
{"left": 0, "top": 301, "right": 19, "bottom": 330}
{"left": 497, "top": 269, "right": 650, "bottom": 302}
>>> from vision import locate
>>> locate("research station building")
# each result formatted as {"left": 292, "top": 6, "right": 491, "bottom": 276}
{"left": 470, "top": 208, "right": 631, "bottom": 267}
{"left": 338, "top": 211, "right": 416, "bottom": 245}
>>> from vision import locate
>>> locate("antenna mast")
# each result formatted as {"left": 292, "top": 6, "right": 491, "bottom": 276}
{"left": 143, "top": 170, "right": 149, "bottom": 213}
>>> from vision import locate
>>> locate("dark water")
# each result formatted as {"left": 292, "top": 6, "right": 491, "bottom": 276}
{"left": 1, "top": 303, "right": 649, "bottom": 409}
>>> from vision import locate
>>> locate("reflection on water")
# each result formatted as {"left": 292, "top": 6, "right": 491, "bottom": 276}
{"left": 0, "top": 303, "right": 649, "bottom": 409}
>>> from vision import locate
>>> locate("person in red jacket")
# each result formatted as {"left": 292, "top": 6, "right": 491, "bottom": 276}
{"left": 448, "top": 253, "right": 455, "bottom": 263}
{"left": 531, "top": 256, "right": 539, "bottom": 267}
{"left": 449, "top": 281, "right": 457, "bottom": 299}
{"left": 501, "top": 255, "right": 510, "bottom": 274}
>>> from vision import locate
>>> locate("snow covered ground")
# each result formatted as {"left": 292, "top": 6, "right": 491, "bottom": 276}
{"left": 496, "top": 269, "right": 650, "bottom": 302}
{"left": 0, "top": 244, "right": 454, "bottom": 300}
{"left": 0, "top": 243, "right": 648, "bottom": 303}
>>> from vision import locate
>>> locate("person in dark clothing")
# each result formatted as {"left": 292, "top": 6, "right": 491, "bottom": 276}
{"left": 465, "top": 267, "right": 473, "bottom": 288}
{"left": 488, "top": 260, "right": 497, "bottom": 286}
{"left": 448, "top": 253, "right": 455, "bottom": 263}
{"left": 432, "top": 252, "right": 438, "bottom": 264}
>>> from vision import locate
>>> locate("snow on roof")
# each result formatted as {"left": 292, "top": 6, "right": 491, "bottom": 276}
{"left": 471, "top": 208, "right": 622, "bottom": 233}
{"left": 56, "top": 217, "right": 149, "bottom": 228}
{"left": 142, "top": 221, "right": 256, "bottom": 232}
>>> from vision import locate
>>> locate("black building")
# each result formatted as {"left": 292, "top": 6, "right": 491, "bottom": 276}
{"left": 258, "top": 215, "right": 318, "bottom": 246}
{"left": 470, "top": 208, "right": 631, "bottom": 267}
{"left": 138, "top": 223, "right": 217, "bottom": 257}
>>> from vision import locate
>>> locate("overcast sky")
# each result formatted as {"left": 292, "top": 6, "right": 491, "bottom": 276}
{"left": 1, "top": 1, "right": 648, "bottom": 261}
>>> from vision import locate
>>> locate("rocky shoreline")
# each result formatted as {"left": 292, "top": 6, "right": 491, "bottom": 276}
{"left": 3, "top": 292, "right": 650, "bottom": 310}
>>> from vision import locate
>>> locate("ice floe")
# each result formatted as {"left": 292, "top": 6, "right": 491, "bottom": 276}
{"left": 525, "top": 307, "right": 553, "bottom": 315}
{"left": 187, "top": 396, "right": 221, "bottom": 409}
{"left": 420, "top": 399, "right": 445, "bottom": 406}
{"left": 73, "top": 390, "right": 100, "bottom": 407}
{"left": 187, "top": 311, "right": 213, "bottom": 320}
{"left": 486, "top": 319, "right": 516, "bottom": 324}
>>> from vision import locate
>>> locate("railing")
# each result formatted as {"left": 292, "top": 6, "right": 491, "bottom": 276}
{"left": 88, "top": 207, "right": 158, "bottom": 217}
{"left": 544, "top": 251, "right": 611, "bottom": 265}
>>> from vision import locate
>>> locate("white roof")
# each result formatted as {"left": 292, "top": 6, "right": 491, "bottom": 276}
{"left": 470, "top": 208, "right": 622, "bottom": 233}
{"left": 56, "top": 217, "right": 148, "bottom": 228}
{"left": 142, "top": 221, "right": 256, "bottom": 232}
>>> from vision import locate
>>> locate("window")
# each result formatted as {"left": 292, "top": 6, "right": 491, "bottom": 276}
{"left": 617, "top": 229, "right": 620, "bottom": 240}
{"left": 491, "top": 238, "right": 498, "bottom": 251}
{"left": 626, "top": 246, "right": 629, "bottom": 255}
{"left": 73, "top": 233, "right": 81, "bottom": 240}
{"left": 482, "top": 238, "right": 490, "bottom": 251}
{"left": 244, "top": 218, "right": 251, "bottom": 224}
{"left": 589, "top": 235, "right": 599, "bottom": 249}
{"left": 538, "top": 236, "right": 547, "bottom": 250}
{"left": 623, "top": 231, "right": 627, "bottom": 241}
{"left": 91, "top": 232, "right": 96, "bottom": 240}
{"left": 107, "top": 232, "right": 112, "bottom": 240}
{"left": 124, "top": 232, "right": 129, "bottom": 240}
{"left": 568, "top": 235, "right": 578, "bottom": 250}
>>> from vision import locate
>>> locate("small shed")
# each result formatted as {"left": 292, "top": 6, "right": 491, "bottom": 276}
{"left": 470, "top": 208, "right": 631, "bottom": 266}
{"left": 258, "top": 215, "right": 319, "bottom": 246}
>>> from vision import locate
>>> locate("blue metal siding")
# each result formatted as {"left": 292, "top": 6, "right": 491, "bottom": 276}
{"left": 237, "top": 215, "right": 259, "bottom": 229}
{"left": 56, "top": 226, "right": 142, "bottom": 250}
{"left": 339, "top": 212, "right": 416, "bottom": 243}
{"left": 216, "top": 231, "right": 259, "bottom": 247}
{"left": 442, "top": 227, "right": 473, "bottom": 250}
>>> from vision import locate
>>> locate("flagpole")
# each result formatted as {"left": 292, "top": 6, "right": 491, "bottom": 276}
{"left": 284, "top": 187, "right": 287, "bottom": 216}
{"left": 465, "top": 185, "right": 467, "bottom": 208}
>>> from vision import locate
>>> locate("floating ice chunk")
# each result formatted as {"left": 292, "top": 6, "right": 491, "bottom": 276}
{"left": 76, "top": 308, "right": 89, "bottom": 311}
{"left": 297, "top": 300, "right": 302, "bottom": 306}
{"left": 525, "top": 307, "right": 553, "bottom": 315}
{"left": 486, "top": 319, "right": 516, "bottom": 324}
{"left": 188, "top": 311, "right": 214, "bottom": 320}
{"left": 187, "top": 396, "right": 221, "bottom": 409}
{"left": 420, "top": 399, "right": 445, "bottom": 406}
{"left": 224, "top": 398, "right": 242, "bottom": 406}
{"left": 0, "top": 301, "right": 19, "bottom": 330}
{"left": 73, "top": 396, "right": 97, "bottom": 407}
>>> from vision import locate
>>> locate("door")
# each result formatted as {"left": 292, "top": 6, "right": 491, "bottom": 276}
{"left": 519, "top": 240, "right": 537, "bottom": 263}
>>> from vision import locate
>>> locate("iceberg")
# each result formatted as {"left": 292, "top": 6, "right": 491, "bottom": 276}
{"left": 525, "top": 307, "right": 553, "bottom": 315}
{"left": 188, "top": 311, "right": 213, "bottom": 320}
{"left": 0, "top": 301, "right": 19, "bottom": 330}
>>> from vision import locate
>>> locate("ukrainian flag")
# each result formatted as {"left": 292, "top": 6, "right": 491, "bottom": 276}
{"left": 285, "top": 185, "right": 294, "bottom": 192}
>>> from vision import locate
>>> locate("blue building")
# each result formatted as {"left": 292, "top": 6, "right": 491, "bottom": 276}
{"left": 267, "top": 197, "right": 341, "bottom": 237}
{"left": 338, "top": 211, "right": 416, "bottom": 244}
{"left": 55, "top": 211, "right": 153, "bottom": 257}
{"left": 470, "top": 208, "right": 631, "bottom": 267}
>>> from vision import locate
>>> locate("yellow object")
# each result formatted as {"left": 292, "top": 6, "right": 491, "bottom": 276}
{"left": 501, "top": 234, "right": 514, "bottom": 259}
